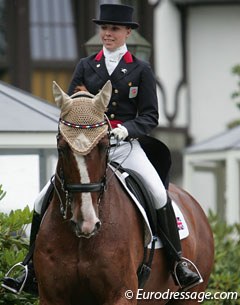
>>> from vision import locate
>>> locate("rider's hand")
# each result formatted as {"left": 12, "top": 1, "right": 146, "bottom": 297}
{"left": 111, "top": 124, "right": 128, "bottom": 141}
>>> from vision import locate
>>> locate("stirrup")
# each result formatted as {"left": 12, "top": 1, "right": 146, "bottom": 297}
{"left": 1, "top": 262, "right": 28, "bottom": 294}
{"left": 173, "top": 257, "right": 203, "bottom": 291}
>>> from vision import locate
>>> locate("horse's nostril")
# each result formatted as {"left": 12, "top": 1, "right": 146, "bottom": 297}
{"left": 70, "top": 219, "right": 76, "bottom": 227}
{"left": 95, "top": 221, "right": 101, "bottom": 231}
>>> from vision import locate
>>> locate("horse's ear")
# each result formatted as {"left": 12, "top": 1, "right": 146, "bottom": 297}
{"left": 52, "top": 81, "right": 73, "bottom": 117}
{"left": 94, "top": 80, "right": 112, "bottom": 112}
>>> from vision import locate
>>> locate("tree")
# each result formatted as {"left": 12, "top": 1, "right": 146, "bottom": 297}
{"left": 228, "top": 64, "right": 240, "bottom": 128}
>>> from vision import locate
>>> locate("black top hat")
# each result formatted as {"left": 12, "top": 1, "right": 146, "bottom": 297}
{"left": 92, "top": 4, "right": 139, "bottom": 29}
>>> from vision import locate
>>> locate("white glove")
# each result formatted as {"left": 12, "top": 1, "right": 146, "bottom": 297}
{"left": 111, "top": 124, "right": 128, "bottom": 141}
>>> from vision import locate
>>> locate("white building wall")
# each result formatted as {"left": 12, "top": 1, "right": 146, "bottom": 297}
{"left": 152, "top": 1, "right": 240, "bottom": 218}
{"left": 186, "top": 6, "right": 240, "bottom": 216}
{"left": 188, "top": 5, "right": 240, "bottom": 142}
{"left": 154, "top": 2, "right": 240, "bottom": 138}
{"left": 154, "top": 0, "right": 188, "bottom": 126}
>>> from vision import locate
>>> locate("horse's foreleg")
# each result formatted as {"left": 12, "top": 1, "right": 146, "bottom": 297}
{"left": 99, "top": 284, "right": 138, "bottom": 305}
{"left": 103, "top": 295, "right": 137, "bottom": 305}
{"left": 39, "top": 296, "right": 72, "bottom": 305}
{"left": 100, "top": 277, "right": 138, "bottom": 305}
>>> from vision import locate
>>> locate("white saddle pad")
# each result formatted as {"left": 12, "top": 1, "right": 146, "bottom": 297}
{"left": 109, "top": 165, "right": 189, "bottom": 248}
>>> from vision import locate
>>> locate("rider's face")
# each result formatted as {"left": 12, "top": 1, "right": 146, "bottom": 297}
{"left": 99, "top": 24, "right": 131, "bottom": 51}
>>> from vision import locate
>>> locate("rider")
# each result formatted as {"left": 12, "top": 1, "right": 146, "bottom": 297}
{"left": 2, "top": 4, "right": 201, "bottom": 294}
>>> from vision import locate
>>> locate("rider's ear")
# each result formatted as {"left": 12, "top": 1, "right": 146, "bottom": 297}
{"left": 94, "top": 80, "right": 112, "bottom": 112}
{"left": 53, "top": 81, "right": 73, "bottom": 117}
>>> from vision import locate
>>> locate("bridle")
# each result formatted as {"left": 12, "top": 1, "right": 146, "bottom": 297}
{"left": 54, "top": 116, "right": 111, "bottom": 219}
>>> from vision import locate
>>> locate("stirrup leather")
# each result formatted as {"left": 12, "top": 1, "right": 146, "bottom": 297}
{"left": 1, "top": 262, "right": 28, "bottom": 294}
{"left": 173, "top": 257, "right": 203, "bottom": 291}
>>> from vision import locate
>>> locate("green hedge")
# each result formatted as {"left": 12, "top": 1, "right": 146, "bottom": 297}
{"left": 206, "top": 211, "right": 240, "bottom": 304}
{"left": 0, "top": 185, "right": 38, "bottom": 305}
{"left": 0, "top": 184, "right": 239, "bottom": 304}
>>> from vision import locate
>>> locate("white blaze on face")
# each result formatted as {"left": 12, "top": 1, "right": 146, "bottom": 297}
{"left": 74, "top": 153, "right": 99, "bottom": 234}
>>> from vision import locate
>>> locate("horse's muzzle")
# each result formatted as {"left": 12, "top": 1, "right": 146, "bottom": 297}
{"left": 70, "top": 219, "right": 101, "bottom": 238}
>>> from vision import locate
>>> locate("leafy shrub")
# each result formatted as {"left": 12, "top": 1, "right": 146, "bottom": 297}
{"left": 0, "top": 185, "right": 38, "bottom": 305}
{"left": 206, "top": 211, "right": 240, "bottom": 304}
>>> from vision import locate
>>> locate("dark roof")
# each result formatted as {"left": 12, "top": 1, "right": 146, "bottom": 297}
{"left": 186, "top": 125, "right": 240, "bottom": 153}
{"left": 0, "top": 81, "right": 59, "bottom": 132}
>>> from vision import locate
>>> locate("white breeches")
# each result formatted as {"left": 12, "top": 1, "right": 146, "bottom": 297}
{"left": 34, "top": 140, "right": 167, "bottom": 213}
{"left": 109, "top": 140, "right": 167, "bottom": 209}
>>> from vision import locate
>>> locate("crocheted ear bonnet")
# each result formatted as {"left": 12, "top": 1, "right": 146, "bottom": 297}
{"left": 53, "top": 81, "right": 112, "bottom": 155}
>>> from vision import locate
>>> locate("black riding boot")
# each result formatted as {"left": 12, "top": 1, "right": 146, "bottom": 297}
{"left": 156, "top": 197, "right": 201, "bottom": 290}
{"left": 1, "top": 211, "right": 41, "bottom": 295}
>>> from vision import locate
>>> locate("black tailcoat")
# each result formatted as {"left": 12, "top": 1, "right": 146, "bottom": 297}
{"left": 68, "top": 50, "right": 159, "bottom": 139}
{"left": 68, "top": 50, "right": 171, "bottom": 187}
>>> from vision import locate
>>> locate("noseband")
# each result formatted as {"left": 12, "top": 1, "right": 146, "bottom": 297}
{"left": 54, "top": 116, "right": 110, "bottom": 219}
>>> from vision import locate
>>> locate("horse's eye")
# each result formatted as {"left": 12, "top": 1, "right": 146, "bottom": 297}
{"left": 57, "top": 147, "right": 64, "bottom": 156}
{"left": 57, "top": 143, "right": 68, "bottom": 156}
{"left": 98, "top": 142, "right": 108, "bottom": 153}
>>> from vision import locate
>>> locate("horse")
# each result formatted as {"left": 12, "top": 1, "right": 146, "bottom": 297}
{"left": 34, "top": 80, "right": 214, "bottom": 305}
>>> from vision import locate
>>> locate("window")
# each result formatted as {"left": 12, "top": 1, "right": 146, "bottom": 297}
{"left": 30, "top": 0, "right": 77, "bottom": 61}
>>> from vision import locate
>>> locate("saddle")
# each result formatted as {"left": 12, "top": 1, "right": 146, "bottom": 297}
{"left": 110, "top": 135, "right": 172, "bottom": 240}
{"left": 109, "top": 137, "right": 190, "bottom": 288}
{"left": 110, "top": 161, "right": 158, "bottom": 236}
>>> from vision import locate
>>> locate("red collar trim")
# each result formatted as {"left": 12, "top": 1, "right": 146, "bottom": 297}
{"left": 94, "top": 50, "right": 133, "bottom": 63}
{"left": 123, "top": 51, "right": 133, "bottom": 63}
{"left": 95, "top": 50, "right": 104, "bottom": 61}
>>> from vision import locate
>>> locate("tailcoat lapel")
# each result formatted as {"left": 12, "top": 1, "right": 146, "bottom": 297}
{"left": 110, "top": 59, "right": 138, "bottom": 83}
{"left": 110, "top": 51, "right": 138, "bottom": 83}
{"left": 88, "top": 50, "right": 139, "bottom": 84}
{"left": 88, "top": 50, "right": 109, "bottom": 81}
